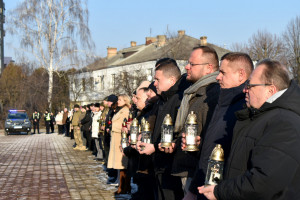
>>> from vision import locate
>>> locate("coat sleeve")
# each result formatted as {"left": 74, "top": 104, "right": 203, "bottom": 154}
{"left": 215, "top": 116, "right": 300, "bottom": 200}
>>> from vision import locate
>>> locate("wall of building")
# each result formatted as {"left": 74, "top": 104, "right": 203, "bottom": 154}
{"left": 69, "top": 60, "right": 187, "bottom": 104}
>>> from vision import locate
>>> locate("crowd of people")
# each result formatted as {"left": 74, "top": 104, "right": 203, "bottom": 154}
{"left": 31, "top": 46, "right": 300, "bottom": 200}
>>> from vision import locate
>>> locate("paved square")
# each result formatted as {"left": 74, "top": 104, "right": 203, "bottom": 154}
{"left": 0, "top": 132, "right": 116, "bottom": 200}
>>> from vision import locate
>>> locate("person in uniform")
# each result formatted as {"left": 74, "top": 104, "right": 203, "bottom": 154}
{"left": 32, "top": 110, "right": 40, "bottom": 134}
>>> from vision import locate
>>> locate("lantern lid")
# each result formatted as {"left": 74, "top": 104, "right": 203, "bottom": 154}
{"left": 141, "top": 117, "right": 146, "bottom": 125}
{"left": 144, "top": 121, "right": 151, "bottom": 132}
{"left": 187, "top": 111, "right": 197, "bottom": 125}
{"left": 210, "top": 144, "right": 224, "bottom": 161}
{"left": 131, "top": 118, "right": 139, "bottom": 126}
{"left": 163, "top": 114, "right": 173, "bottom": 125}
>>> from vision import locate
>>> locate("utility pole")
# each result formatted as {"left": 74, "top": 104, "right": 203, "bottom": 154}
{"left": 0, "top": 0, "right": 4, "bottom": 75}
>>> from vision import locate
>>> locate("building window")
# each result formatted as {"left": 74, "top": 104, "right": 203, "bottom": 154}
{"left": 111, "top": 74, "right": 116, "bottom": 89}
{"left": 89, "top": 77, "right": 94, "bottom": 91}
{"left": 82, "top": 78, "right": 86, "bottom": 92}
{"left": 100, "top": 75, "right": 105, "bottom": 90}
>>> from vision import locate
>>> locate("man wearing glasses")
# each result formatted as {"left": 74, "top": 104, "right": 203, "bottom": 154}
{"left": 168, "top": 46, "right": 220, "bottom": 196}
{"left": 199, "top": 59, "right": 300, "bottom": 199}
{"left": 186, "top": 52, "right": 253, "bottom": 200}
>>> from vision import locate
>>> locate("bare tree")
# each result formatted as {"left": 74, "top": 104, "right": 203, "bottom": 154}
{"left": 247, "top": 30, "right": 285, "bottom": 61}
{"left": 283, "top": 16, "right": 300, "bottom": 82}
{"left": 7, "top": 0, "right": 94, "bottom": 110}
{"left": 113, "top": 69, "right": 148, "bottom": 96}
{"left": 230, "top": 42, "right": 248, "bottom": 53}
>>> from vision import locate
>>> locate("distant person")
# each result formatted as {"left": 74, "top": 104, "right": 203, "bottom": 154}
{"left": 62, "top": 108, "right": 69, "bottom": 136}
{"left": 44, "top": 110, "right": 51, "bottom": 134}
{"left": 55, "top": 111, "right": 64, "bottom": 134}
{"left": 50, "top": 112, "right": 55, "bottom": 133}
{"left": 72, "top": 104, "right": 84, "bottom": 150}
{"left": 32, "top": 110, "right": 40, "bottom": 134}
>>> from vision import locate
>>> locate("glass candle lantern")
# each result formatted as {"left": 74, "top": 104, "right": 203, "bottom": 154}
{"left": 184, "top": 111, "right": 199, "bottom": 151}
{"left": 121, "top": 122, "right": 128, "bottom": 149}
{"left": 98, "top": 115, "right": 104, "bottom": 133}
{"left": 205, "top": 144, "right": 224, "bottom": 186}
{"left": 141, "top": 121, "right": 151, "bottom": 151}
{"left": 130, "top": 118, "right": 139, "bottom": 145}
{"left": 160, "top": 114, "right": 174, "bottom": 148}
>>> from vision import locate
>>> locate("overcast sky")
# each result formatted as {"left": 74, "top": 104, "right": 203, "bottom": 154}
{"left": 4, "top": 0, "right": 300, "bottom": 60}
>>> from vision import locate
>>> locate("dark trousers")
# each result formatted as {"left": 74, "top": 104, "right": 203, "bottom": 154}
{"left": 155, "top": 172, "right": 184, "bottom": 200}
{"left": 45, "top": 121, "right": 50, "bottom": 134}
{"left": 58, "top": 125, "right": 64, "bottom": 134}
{"left": 132, "top": 173, "right": 156, "bottom": 200}
{"left": 99, "top": 133, "right": 105, "bottom": 157}
{"left": 70, "top": 129, "right": 74, "bottom": 139}
{"left": 50, "top": 122, "right": 54, "bottom": 133}
{"left": 104, "top": 133, "right": 111, "bottom": 165}
{"left": 33, "top": 122, "right": 39, "bottom": 134}
{"left": 85, "top": 130, "right": 92, "bottom": 150}
{"left": 64, "top": 123, "right": 70, "bottom": 136}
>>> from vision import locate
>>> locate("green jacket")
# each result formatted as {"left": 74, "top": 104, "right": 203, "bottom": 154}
{"left": 72, "top": 110, "right": 82, "bottom": 126}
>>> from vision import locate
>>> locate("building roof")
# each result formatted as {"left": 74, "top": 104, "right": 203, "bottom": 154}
{"left": 84, "top": 33, "right": 230, "bottom": 71}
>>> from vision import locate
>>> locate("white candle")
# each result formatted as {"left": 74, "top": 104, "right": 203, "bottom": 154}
{"left": 131, "top": 133, "right": 136, "bottom": 141}
{"left": 164, "top": 134, "right": 172, "bottom": 143}
{"left": 186, "top": 135, "right": 195, "bottom": 145}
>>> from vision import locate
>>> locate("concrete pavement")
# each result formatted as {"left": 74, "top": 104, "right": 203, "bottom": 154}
{"left": 0, "top": 131, "right": 117, "bottom": 200}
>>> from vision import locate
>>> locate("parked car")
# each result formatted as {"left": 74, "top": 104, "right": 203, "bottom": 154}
{"left": 4, "top": 110, "right": 32, "bottom": 135}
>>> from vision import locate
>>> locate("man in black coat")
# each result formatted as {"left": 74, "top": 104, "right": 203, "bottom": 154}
{"left": 80, "top": 105, "right": 92, "bottom": 150}
{"left": 199, "top": 60, "right": 300, "bottom": 200}
{"left": 140, "top": 59, "right": 190, "bottom": 200}
{"left": 186, "top": 52, "right": 253, "bottom": 199}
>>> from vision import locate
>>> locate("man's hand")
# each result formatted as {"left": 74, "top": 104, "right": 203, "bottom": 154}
{"left": 198, "top": 185, "right": 216, "bottom": 200}
{"left": 158, "top": 142, "right": 175, "bottom": 153}
{"left": 136, "top": 134, "right": 142, "bottom": 151}
{"left": 100, "top": 125, "right": 105, "bottom": 131}
{"left": 182, "top": 133, "right": 201, "bottom": 150}
{"left": 139, "top": 143, "right": 155, "bottom": 155}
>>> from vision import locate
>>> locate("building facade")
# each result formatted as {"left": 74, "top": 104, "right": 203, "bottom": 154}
{"left": 69, "top": 31, "right": 230, "bottom": 105}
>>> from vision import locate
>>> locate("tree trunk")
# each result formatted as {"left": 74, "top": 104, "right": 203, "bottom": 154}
{"left": 297, "top": 60, "right": 300, "bottom": 84}
{"left": 48, "top": 69, "right": 53, "bottom": 111}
